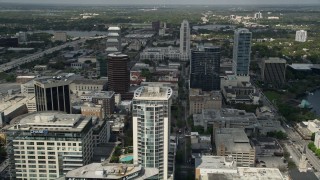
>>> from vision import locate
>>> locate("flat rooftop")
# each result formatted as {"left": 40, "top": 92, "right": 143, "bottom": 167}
{"left": 215, "top": 128, "right": 253, "bottom": 152}
{"left": 81, "top": 91, "right": 115, "bottom": 99}
{"left": 66, "top": 163, "right": 158, "bottom": 180}
{"left": 207, "top": 167, "right": 284, "bottom": 180}
{"left": 133, "top": 86, "right": 172, "bottom": 100}
{"left": 7, "top": 112, "right": 91, "bottom": 132}
{"left": 71, "top": 79, "right": 107, "bottom": 85}
{"left": 195, "top": 156, "right": 237, "bottom": 170}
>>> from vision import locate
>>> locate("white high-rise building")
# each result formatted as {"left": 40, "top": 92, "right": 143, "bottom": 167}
{"left": 254, "top": 12, "right": 263, "bottom": 19}
{"left": 295, "top": 30, "right": 307, "bottom": 42}
{"left": 180, "top": 20, "right": 191, "bottom": 61}
{"left": 133, "top": 86, "right": 174, "bottom": 179}
{"left": 233, "top": 28, "right": 252, "bottom": 76}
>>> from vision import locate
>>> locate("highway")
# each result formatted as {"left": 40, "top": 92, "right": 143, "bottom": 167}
{"left": 0, "top": 38, "right": 86, "bottom": 73}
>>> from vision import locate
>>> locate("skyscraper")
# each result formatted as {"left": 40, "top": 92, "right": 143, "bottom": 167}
{"left": 34, "top": 77, "right": 72, "bottom": 114}
{"left": 132, "top": 86, "right": 174, "bottom": 179}
{"left": 190, "top": 47, "right": 221, "bottom": 91}
{"left": 180, "top": 20, "right": 191, "bottom": 61}
{"left": 107, "top": 52, "right": 130, "bottom": 94}
{"left": 261, "top": 57, "right": 287, "bottom": 88}
{"left": 233, "top": 28, "right": 252, "bottom": 76}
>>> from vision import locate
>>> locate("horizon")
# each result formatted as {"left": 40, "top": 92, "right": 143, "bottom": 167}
{"left": 1, "top": 0, "right": 320, "bottom": 5}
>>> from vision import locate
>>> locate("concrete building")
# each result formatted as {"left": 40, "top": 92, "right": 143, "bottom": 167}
{"left": 189, "top": 88, "right": 222, "bottom": 115}
{"left": 92, "top": 117, "right": 111, "bottom": 147}
{"left": 193, "top": 108, "right": 258, "bottom": 132}
{"left": 16, "top": 31, "right": 27, "bottom": 43}
{"left": 65, "top": 163, "right": 158, "bottom": 179}
{"left": 221, "top": 74, "right": 260, "bottom": 105}
{"left": 233, "top": 28, "right": 252, "bottom": 76}
{"left": 256, "top": 106, "right": 275, "bottom": 119}
{"left": 80, "top": 91, "right": 115, "bottom": 117}
{"left": 70, "top": 79, "right": 107, "bottom": 96}
{"left": 295, "top": 30, "right": 307, "bottom": 42}
{"left": 140, "top": 46, "right": 181, "bottom": 61}
{"left": 106, "top": 26, "right": 121, "bottom": 52}
{"left": 81, "top": 103, "right": 103, "bottom": 119}
{"left": 261, "top": 57, "right": 287, "bottom": 88}
{"left": 254, "top": 12, "right": 263, "bottom": 19}
{"left": 107, "top": 53, "right": 130, "bottom": 95}
{"left": 53, "top": 32, "right": 67, "bottom": 42}
{"left": 16, "top": 75, "right": 35, "bottom": 84}
{"left": 180, "top": 20, "right": 191, "bottom": 61}
{"left": 6, "top": 112, "right": 94, "bottom": 179}
{"left": 195, "top": 156, "right": 285, "bottom": 180}
{"left": 314, "top": 132, "right": 320, "bottom": 148}
{"left": 132, "top": 86, "right": 174, "bottom": 179}
{"left": 190, "top": 47, "right": 221, "bottom": 91}
{"left": 306, "top": 119, "right": 320, "bottom": 133}
{"left": 251, "top": 137, "right": 283, "bottom": 156}
{"left": 34, "top": 77, "right": 72, "bottom": 114}
{"left": 96, "top": 55, "right": 108, "bottom": 77}
{"left": 215, "top": 128, "right": 256, "bottom": 167}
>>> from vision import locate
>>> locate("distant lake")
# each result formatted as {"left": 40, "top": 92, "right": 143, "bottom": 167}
{"left": 192, "top": 25, "right": 235, "bottom": 31}
{"left": 306, "top": 89, "right": 320, "bottom": 116}
{"left": 29, "top": 30, "right": 108, "bottom": 37}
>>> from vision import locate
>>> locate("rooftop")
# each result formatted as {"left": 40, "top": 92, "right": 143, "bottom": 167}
{"left": 107, "top": 52, "right": 128, "bottom": 58}
{"left": 66, "top": 163, "right": 158, "bottom": 180}
{"left": 263, "top": 57, "right": 286, "bottom": 64}
{"left": 81, "top": 91, "right": 115, "bottom": 99}
{"left": 108, "top": 27, "right": 120, "bottom": 31}
{"left": 7, "top": 112, "right": 91, "bottom": 132}
{"left": 195, "top": 156, "right": 236, "bottom": 170}
{"left": 215, "top": 128, "right": 254, "bottom": 152}
{"left": 133, "top": 86, "right": 172, "bottom": 100}
{"left": 206, "top": 167, "right": 285, "bottom": 180}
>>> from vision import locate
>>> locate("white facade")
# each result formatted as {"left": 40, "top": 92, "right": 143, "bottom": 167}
{"left": 6, "top": 112, "right": 94, "bottom": 179}
{"left": 140, "top": 46, "right": 180, "bottom": 61}
{"left": 180, "top": 20, "right": 191, "bottom": 61}
{"left": 133, "top": 86, "right": 173, "bottom": 180}
{"left": 295, "top": 30, "right": 307, "bottom": 42}
{"left": 254, "top": 12, "right": 263, "bottom": 19}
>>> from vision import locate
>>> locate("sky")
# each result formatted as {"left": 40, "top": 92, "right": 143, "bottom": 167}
{"left": 1, "top": 0, "right": 320, "bottom": 5}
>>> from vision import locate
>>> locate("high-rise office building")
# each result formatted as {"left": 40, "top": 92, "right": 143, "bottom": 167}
{"left": 261, "top": 57, "right": 286, "bottom": 88}
{"left": 190, "top": 47, "right": 221, "bottom": 91}
{"left": 295, "top": 30, "right": 307, "bottom": 42}
{"left": 232, "top": 28, "right": 252, "bottom": 76}
{"left": 180, "top": 20, "right": 191, "bottom": 61}
{"left": 107, "top": 53, "right": 130, "bottom": 94}
{"left": 34, "top": 77, "right": 72, "bottom": 114}
{"left": 6, "top": 112, "right": 94, "bottom": 179}
{"left": 132, "top": 86, "right": 174, "bottom": 179}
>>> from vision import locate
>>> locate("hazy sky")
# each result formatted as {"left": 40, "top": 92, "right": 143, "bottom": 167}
{"left": 1, "top": 0, "right": 320, "bottom": 5}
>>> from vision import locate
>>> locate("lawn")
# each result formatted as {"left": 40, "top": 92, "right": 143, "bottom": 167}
{"left": 264, "top": 91, "right": 283, "bottom": 103}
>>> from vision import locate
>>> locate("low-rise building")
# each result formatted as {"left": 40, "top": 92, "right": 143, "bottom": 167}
{"left": 314, "top": 132, "right": 320, "bottom": 148}
{"left": 140, "top": 46, "right": 181, "bottom": 61}
{"left": 256, "top": 106, "right": 275, "bottom": 119}
{"left": 193, "top": 108, "right": 258, "bottom": 132}
{"left": 80, "top": 91, "right": 115, "bottom": 117}
{"left": 195, "top": 155, "right": 285, "bottom": 180}
{"left": 221, "top": 74, "right": 260, "bottom": 105}
{"left": 215, "top": 128, "right": 256, "bottom": 167}
{"left": 251, "top": 137, "right": 283, "bottom": 156}
{"left": 53, "top": 32, "right": 67, "bottom": 42}
{"left": 81, "top": 103, "right": 103, "bottom": 119}
{"left": 70, "top": 79, "right": 107, "bottom": 96}
{"left": 189, "top": 88, "right": 222, "bottom": 115}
